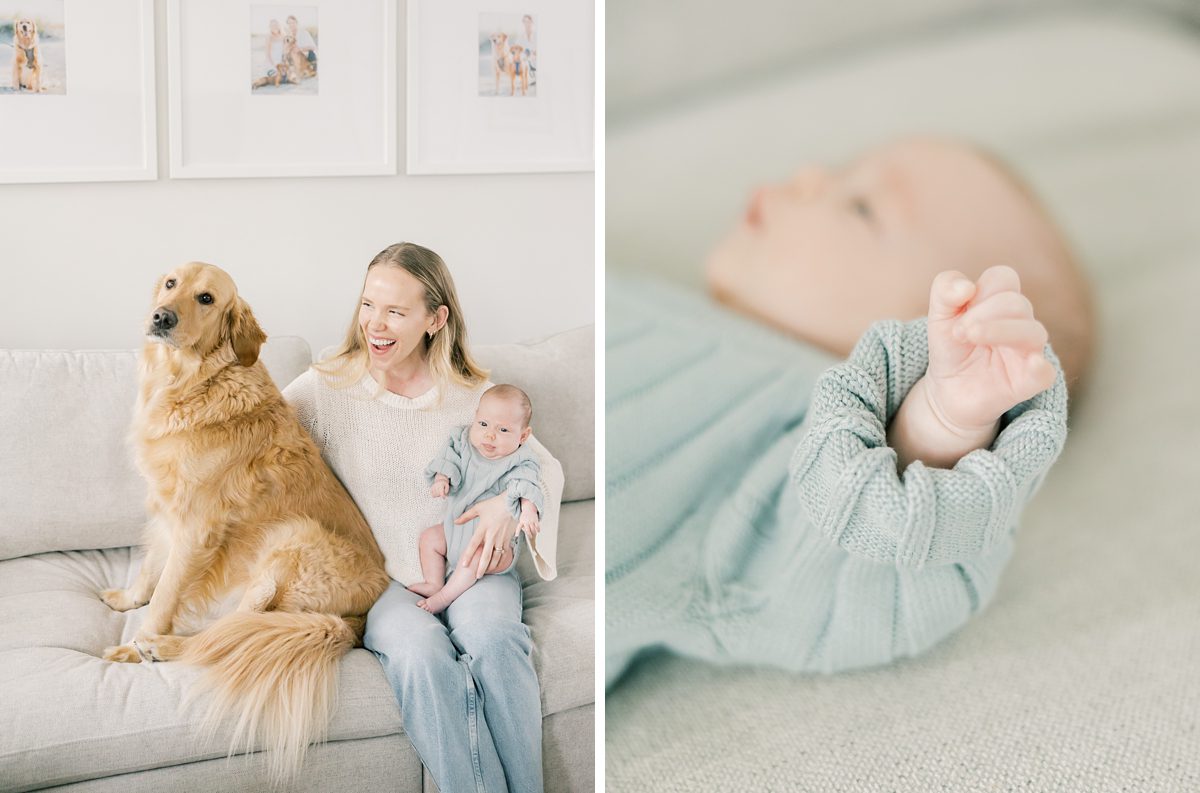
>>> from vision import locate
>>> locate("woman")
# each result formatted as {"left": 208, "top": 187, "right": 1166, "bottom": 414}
{"left": 284, "top": 242, "right": 562, "bottom": 792}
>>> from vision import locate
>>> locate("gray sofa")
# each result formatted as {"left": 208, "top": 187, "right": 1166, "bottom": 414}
{"left": 606, "top": 3, "right": 1200, "bottom": 791}
{"left": 0, "top": 325, "right": 595, "bottom": 792}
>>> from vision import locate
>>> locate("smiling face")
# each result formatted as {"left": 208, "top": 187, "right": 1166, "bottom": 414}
{"left": 469, "top": 392, "right": 532, "bottom": 459}
{"left": 705, "top": 137, "right": 1092, "bottom": 385}
{"left": 358, "top": 265, "right": 445, "bottom": 382}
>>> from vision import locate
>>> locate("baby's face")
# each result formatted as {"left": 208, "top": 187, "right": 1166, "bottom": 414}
{"left": 469, "top": 395, "right": 530, "bottom": 459}
{"left": 705, "top": 138, "right": 1067, "bottom": 358}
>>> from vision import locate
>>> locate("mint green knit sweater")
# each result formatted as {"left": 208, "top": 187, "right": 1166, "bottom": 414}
{"left": 606, "top": 275, "right": 1067, "bottom": 687}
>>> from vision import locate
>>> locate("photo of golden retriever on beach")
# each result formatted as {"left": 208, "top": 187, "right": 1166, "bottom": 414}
{"left": 479, "top": 12, "right": 537, "bottom": 97}
{"left": 250, "top": 5, "right": 318, "bottom": 94}
{"left": 1, "top": 1, "right": 65, "bottom": 94}
{"left": 99, "top": 262, "right": 388, "bottom": 780}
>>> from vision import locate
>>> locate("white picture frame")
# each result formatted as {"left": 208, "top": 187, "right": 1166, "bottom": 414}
{"left": 0, "top": 0, "right": 156, "bottom": 184}
{"left": 407, "top": 0, "right": 594, "bottom": 175}
{"left": 167, "top": 0, "right": 396, "bottom": 179}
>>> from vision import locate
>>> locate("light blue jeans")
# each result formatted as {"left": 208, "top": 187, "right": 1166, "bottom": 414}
{"left": 363, "top": 552, "right": 543, "bottom": 793}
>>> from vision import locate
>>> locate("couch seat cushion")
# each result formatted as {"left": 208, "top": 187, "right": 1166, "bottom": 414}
{"left": 0, "top": 499, "right": 594, "bottom": 790}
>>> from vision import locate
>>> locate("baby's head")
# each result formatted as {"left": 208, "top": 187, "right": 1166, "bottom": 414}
{"left": 470, "top": 384, "right": 533, "bottom": 459}
{"left": 706, "top": 137, "right": 1094, "bottom": 390}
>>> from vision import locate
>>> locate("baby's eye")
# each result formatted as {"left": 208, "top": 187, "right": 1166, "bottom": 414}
{"left": 499, "top": 427, "right": 509, "bottom": 433}
{"left": 478, "top": 420, "right": 487, "bottom": 427}
{"left": 849, "top": 197, "right": 875, "bottom": 223}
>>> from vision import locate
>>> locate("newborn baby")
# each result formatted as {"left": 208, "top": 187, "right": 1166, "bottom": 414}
{"left": 410, "top": 384, "right": 542, "bottom": 614}
{"left": 606, "top": 137, "right": 1094, "bottom": 686}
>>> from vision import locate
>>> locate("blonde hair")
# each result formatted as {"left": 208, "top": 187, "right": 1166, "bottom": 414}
{"left": 314, "top": 242, "right": 488, "bottom": 393}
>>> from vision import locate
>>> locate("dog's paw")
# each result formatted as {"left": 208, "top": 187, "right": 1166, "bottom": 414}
{"left": 132, "top": 634, "right": 184, "bottom": 662}
{"left": 102, "top": 644, "right": 143, "bottom": 663}
{"left": 100, "top": 588, "right": 143, "bottom": 611}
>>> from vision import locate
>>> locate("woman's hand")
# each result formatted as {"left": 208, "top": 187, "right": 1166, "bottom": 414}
{"left": 456, "top": 493, "right": 518, "bottom": 579}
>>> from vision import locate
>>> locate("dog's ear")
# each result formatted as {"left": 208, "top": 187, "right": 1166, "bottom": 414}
{"left": 227, "top": 297, "right": 266, "bottom": 367}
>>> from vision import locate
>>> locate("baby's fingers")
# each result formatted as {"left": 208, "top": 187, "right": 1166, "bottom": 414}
{"left": 973, "top": 265, "right": 1022, "bottom": 304}
{"left": 1013, "top": 351, "right": 1058, "bottom": 401}
{"left": 956, "top": 318, "right": 1048, "bottom": 350}
{"left": 928, "top": 270, "right": 976, "bottom": 321}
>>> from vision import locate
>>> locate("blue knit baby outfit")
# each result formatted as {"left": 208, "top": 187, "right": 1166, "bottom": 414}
{"left": 426, "top": 425, "right": 544, "bottom": 574}
{"left": 606, "top": 275, "right": 1067, "bottom": 687}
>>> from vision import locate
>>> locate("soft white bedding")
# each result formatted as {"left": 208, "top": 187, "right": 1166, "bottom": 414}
{"left": 606, "top": 8, "right": 1200, "bottom": 791}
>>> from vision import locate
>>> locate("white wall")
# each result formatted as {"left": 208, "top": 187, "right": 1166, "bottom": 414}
{"left": 0, "top": 1, "right": 594, "bottom": 355}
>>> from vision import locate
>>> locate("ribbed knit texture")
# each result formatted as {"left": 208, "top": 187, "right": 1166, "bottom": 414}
{"left": 284, "top": 371, "right": 560, "bottom": 586}
{"left": 606, "top": 275, "right": 1067, "bottom": 687}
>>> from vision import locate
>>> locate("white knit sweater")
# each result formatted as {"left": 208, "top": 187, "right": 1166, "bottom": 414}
{"left": 283, "top": 369, "right": 563, "bottom": 586}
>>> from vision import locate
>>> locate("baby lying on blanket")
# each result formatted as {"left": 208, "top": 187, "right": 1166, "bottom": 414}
{"left": 606, "top": 137, "right": 1094, "bottom": 687}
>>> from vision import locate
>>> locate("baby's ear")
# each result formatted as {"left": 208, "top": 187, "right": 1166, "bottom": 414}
{"left": 226, "top": 297, "right": 266, "bottom": 366}
{"left": 520, "top": 426, "right": 532, "bottom": 444}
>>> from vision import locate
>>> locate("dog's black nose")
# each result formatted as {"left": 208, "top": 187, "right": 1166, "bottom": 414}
{"left": 152, "top": 308, "right": 177, "bottom": 331}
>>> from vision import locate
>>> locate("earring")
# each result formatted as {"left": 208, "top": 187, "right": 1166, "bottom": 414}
{"left": 427, "top": 330, "right": 434, "bottom": 339}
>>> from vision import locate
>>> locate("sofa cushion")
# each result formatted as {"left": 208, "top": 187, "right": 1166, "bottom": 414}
{"left": 0, "top": 338, "right": 313, "bottom": 562}
{"left": 476, "top": 325, "right": 595, "bottom": 502}
{"left": 0, "top": 501, "right": 593, "bottom": 789}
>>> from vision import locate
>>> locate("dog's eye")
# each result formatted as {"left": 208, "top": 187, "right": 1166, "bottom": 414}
{"left": 165, "top": 279, "right": 176, "bottom": 289}
{"left": 197, "top": 293, "right": 214, "bottom": 305}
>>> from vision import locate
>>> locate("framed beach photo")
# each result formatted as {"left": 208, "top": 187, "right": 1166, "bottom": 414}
{"left": 0, "top": 0, "right": 156, "bottom": 183}
{"left": 249, "top": 5, "right": 319, "bottom": 96}
{"left": 407, "top": 0, "right": 593, "bottom": 174}
{"left": 1, "top": 0, "right": 66, "bottom": 95}
{"left": 168, "top": 0, "right": 396, "bottom": 178}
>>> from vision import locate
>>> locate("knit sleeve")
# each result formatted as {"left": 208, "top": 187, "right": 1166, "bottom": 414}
{"left": 281, "top": 368, "right": 320, "bottom": 440}
{"left": 425, "top": 426, "right": 467, "bottom": 490}
{"left": 789, "top": 318, "right": 1068, "bottom": 570}
{"left": 503, "top": 455, "right": 545, "bottom": 518}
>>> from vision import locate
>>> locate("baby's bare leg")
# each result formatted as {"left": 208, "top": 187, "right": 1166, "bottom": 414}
{"left": 418, "top": 545, "right": 513, "bottom": 615}
{"left": 407, "top": 524, "right": 448, "bottom": 598}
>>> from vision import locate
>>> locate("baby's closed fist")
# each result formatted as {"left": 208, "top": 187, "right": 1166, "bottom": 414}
{"left": 519, "top": 502, "right": 540, "bottom": 537}
{"left": 925, "top": 266, "right": 1057, "bottom": 432}
{"left": 430, "top": 476, "right": 450, "bottom": 498}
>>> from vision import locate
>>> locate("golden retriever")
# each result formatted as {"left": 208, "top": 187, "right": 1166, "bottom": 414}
{"left": 100, "top": 262, "right": 389, "bottom": 780}
{"left": 490, "top": 31, "right": 516, "bottom": 95}
{"left": 285, "top": 34, "right": 316, "bottom": 80}
{"left": 12, "top": 18, "right": 42, "bottom": 92}
{"left": 509, "top": 44, "right": 530, "bottom": 96}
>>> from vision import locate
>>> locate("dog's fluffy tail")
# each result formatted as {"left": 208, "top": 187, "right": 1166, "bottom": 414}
{"left": 181, "top": 610, "right": 361, "bottom": 783}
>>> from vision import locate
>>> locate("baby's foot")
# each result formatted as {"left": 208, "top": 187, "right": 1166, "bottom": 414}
{"left": 407, "top": 581, "right": 441, "bottom": 597}
{"left": 417, "top": 592, "right": 451, "bottom": 615}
